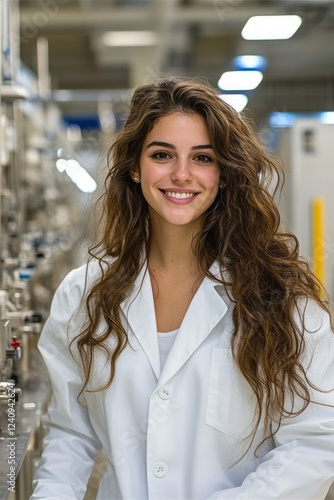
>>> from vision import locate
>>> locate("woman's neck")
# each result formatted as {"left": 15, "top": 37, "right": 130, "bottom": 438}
{"left": 148, "top": 222, "right": 201, "bottom": 277}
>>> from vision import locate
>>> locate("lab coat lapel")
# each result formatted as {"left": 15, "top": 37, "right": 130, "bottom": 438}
{"left": 157, "top": 275, "right": 228, "bottom": 389}
{"left": 120, "top": 264, "right": 161, "bottom": 379}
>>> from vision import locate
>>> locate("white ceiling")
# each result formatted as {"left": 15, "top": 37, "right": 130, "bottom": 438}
{"left": 19, "top": 0, "right": 334, "bottom": 123}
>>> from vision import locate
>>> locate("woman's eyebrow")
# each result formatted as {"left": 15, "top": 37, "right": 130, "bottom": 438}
{"left": 146, "top": 141, "right": 213, "bottom": 150}
{"left": 192, "top": 144, "right": 213, "bottom": 150}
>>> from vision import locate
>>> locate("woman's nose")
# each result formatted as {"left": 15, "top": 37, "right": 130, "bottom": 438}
{"left": 171, "top": 158, "right": 192, "bottom": 183}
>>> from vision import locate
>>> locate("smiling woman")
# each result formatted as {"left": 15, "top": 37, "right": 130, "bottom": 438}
{"left": 30, "top": 78, "right": 334, "bottom": 500}
{"left": 133, "top": 112, "right": 221, "bottom": 332}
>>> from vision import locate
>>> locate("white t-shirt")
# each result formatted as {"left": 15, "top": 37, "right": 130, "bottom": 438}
{"left": 157, "top": 329, "right": 178, "bottom": 368}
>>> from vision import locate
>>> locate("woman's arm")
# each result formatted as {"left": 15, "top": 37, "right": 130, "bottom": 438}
{"left": 30, "top": 269, "right": 102, "bottom": 500}
{"left": 208, "top": 302, "right": 334, "bottom": 500}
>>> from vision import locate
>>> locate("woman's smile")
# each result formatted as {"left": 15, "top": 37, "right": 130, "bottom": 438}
{"left": 159, "top": 188, "right": 200, "bottom": 203}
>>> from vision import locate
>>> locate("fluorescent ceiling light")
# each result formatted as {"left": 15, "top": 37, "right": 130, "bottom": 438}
{"left": 269, "top": 112, "right": 297, "bottom": 128}
{"left": 102, "top": 31, "right": 158, "bottom": 47}
{"left": 220, "top": 94, "right": 248, "bottom": 113}
{"left": 234, "top": 55, "right": 267, "bottom": 71}
{"left": 320, "top": 112, "right": 334, "bottom": 125}
{"left": 218, "top": 71, "right": 263, "bottom": 91}
{"left": 242, "top": 15, "right": 302, "bottom": 40}
{"left": 56, "top": 159, "right": 68, "bottom": 173}
{"left": 56, "top": 158, "right": 97, "bottom": 193}
{"left": 270, "top": 111, "right": 334, "bottom": 128}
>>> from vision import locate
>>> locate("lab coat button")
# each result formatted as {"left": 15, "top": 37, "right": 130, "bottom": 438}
{"left": 158, "top": 386, "right": 172, "bottom": 399}
{"left": 153, "top": 462, "right": 168, "bottom": 478}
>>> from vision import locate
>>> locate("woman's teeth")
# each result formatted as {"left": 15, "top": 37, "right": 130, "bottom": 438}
{"left": 165, "top": 191, "right": 196, "bottom": 199}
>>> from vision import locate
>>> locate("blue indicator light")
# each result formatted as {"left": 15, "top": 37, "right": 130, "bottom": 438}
{"left": 234, "top": 55, "right": 267, "bottom": 71}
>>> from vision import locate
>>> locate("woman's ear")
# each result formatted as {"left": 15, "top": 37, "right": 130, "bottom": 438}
{"left": 130, "top": 170, "right": 141, "bottom": 183}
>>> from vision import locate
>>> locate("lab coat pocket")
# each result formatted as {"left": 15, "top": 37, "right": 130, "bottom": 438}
{"left": 206, "top": 347, "right": 264, "bottom": 439}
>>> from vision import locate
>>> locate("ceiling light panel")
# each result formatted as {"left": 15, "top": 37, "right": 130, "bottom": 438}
{"left": 102, "top": 31, "right": 159, "bottom": 47}
{"left": 220, "top": 94, "right": 248, "bottom": 113}
{"left": 218, "top": 71, "right": 263, "bottom": 91}
{"left": 234, "top": 55, "right": 267, "bottom": 71}
{"left": 242, "top": 15, "right": 302, "bottom": 40}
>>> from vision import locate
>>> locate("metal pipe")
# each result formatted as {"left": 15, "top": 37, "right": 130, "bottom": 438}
{"left": 13, "top": 99, "right": 24, "bottom": 256}
{"left": 1, "top": 0, "right": 11, "bottom": 82}
{"left": 0, "top": 0, "right": 3, "bottom": 288}
{"left": 37, "top": 37, "right": 50, "bottom": 100}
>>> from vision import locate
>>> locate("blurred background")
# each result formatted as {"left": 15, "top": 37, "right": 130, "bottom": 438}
{"left": 0, "top": 1, "right": 334, "bottom": 498}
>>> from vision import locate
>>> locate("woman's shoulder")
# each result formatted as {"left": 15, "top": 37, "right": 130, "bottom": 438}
{"left": 56, "top": 257, "right": 111, "bottom": 308}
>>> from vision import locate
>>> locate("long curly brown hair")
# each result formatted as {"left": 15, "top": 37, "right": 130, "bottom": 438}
{"left": 72, "top": 77, "right": 332, "bottom": 448}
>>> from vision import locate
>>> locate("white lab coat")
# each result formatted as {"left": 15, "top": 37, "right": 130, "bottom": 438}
{"left": 31, "top": 260, "right": 334, "bottom": 500}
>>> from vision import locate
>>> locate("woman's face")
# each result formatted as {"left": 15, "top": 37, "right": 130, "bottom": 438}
{"left": 134, "top": 112, "right": 220, "bottom": 231}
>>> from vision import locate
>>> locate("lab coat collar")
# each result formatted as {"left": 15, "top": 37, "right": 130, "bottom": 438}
{"left": 157, "top": 274, "right": 228, "bottom": 388}
{"left": 120, "top": 263, "right": 161, "bottom": 379}
{"left": 120, "top": 262, "right": 229, "bottom": 385}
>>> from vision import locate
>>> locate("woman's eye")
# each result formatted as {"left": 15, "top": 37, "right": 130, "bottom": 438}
{"left": 151, "top": 151, "right": 170, "bottom": 160}
{"left": 195, "top": 154, "right": 213, "bottom": 163}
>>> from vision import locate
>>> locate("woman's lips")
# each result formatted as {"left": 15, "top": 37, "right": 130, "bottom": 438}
{"left": 159, "top": 189, "right": 199, "bottom": 204}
